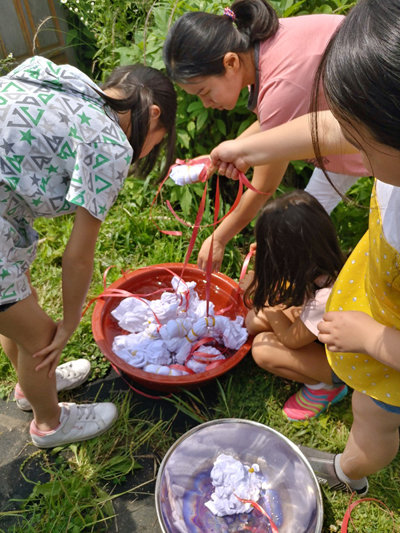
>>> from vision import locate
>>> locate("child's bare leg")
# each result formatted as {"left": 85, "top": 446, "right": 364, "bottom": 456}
{"left": 0, "top": 294, "right": 60, "bottom": 430}
{"left": 0, "top": 274, "right": 38, "bottom": 371}
{"left": 251, "top": 330, "right": 332, "bottom": 384}
{"left": 0, "top": 334, "right": 18, "bottom": 368}
{"left": 340, "top": 391, "right": 400, "bottom": 479}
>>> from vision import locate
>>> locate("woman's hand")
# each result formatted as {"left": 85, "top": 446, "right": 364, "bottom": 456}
{"left": 318, "top": 310, "right": 379, "bottom": 353}
{"left": 33, "top": 321, "right": 75, "bottom": 376}
{"left": 209, "top": 140, "right": 250, "bottom": 180}
{"left": 197, "top": 235, "right": 226, "bottom": 272}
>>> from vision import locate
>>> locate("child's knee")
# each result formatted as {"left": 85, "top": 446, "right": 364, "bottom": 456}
{"left": 245, "top": 309, "right": 257, "bottom": 332}
{"left": 245, "top": 308, "right": 270, "bottom": 335}
{"left": 251, "top": 332, "right": 275, "bottom": 369}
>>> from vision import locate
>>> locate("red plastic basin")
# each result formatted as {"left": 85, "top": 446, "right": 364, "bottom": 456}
{"left": 91, "top": 263, "right": 252, "bottom": 392}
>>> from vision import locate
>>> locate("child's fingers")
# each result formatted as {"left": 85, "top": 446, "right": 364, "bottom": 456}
{"left": 32, "top": 345, "right": 48, "bottom": 358}
{"left": 34, "top": 349, "right": 60, "bottom": 375}
{"left": 48, "top": 356, "right": 60, "bottom": 377}
{"left": 321, "top": 311, "right": 336, "bottom": 321}
{"left": 216, "top": 161, "right": 228, "bottom": 175}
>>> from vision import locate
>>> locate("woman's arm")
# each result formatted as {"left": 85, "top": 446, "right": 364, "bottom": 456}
{"left": 318, "top": 310, "right": 400, "bottom": 372}
{"left": 34, "top": 207, "right": 102, "bottom": 373}
{"left": 209, "top": 111, "right": 358, "bottom": 178}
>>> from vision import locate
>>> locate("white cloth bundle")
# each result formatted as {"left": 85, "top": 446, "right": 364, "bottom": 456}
{"left": 111, "top": 275, "right": 248, "bottom": 375}
{"left": 143, "top": 364, "right": 189, "bottom": 376}
{"left": 111, "top": 297, "right": 154, "bottom": 333}
{"left": 169, "top": 163, "right": 206, "bottom": 185}
{"left": 205, "top": 454, "right": 267, "bottom": 517}
{"left": 187, "top": 346, "right": 225, "bottom": 373}
{"left": 211, "top": 315, "right": 249, "bottom": 350}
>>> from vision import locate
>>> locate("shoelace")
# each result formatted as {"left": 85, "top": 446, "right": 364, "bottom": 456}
{"left": 58, "top": 364, "right": 77, "bottom": 380}
{"left": 75, "top": 404, "right": 97, "bottom": 421}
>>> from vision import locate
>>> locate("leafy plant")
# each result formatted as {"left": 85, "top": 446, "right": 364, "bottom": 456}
{"left": 0, "top": 53, "right": 17, "bottom": 76}
{"left": 61, "top": 0, "right": 157, "bottom": 76}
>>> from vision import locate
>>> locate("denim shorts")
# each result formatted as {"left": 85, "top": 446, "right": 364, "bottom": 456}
{"left": 372, "top": 398, "right": 400, "bottom": 414}
{"left": 331, "top": 371, "right": 400, "bottom": 413}
{"left": 331, "top": 370, "right": 346, "bottom": 386}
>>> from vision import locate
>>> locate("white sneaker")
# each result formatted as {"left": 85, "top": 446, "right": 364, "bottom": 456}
{"left": 15, "top": 359, "right": 91, "bottom": 411}
{"left": 30, "top": 402, "right": 118, "bottom": 448}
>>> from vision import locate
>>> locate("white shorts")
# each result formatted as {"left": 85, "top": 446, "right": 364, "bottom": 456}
{"left": 304, "top": 167, "right": 360, "bottom": 214}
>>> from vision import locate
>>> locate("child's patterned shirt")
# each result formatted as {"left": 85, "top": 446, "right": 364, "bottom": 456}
{"left": 0, "top": 56, "right": 133, "bottom": 303}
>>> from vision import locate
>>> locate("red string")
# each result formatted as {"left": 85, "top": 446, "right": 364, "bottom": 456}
{"left": 239, "top": 248, "right": 255, "bottom": 284}
{"left": 184, "top": 336, "right": 216, "bottom": 364}
{"left": 150, "top": 157, "right": 271, "bottom": 235}
{"left": 205, "top": 174, "right": 220, "bottom": 316}
{"left": 82, "top": 265, "right": 191, "bottom": 318}
{"left": 183, "top": 181, "right": 209, "bottom": 266}
{"left": 149, "top": 158, "right": 268, "bottom": 317}
{"left": 234, "top": 494, "right": 279, "bottom": 532}
{"left": 341, "top": 494, "right": 396, "bottom": 532}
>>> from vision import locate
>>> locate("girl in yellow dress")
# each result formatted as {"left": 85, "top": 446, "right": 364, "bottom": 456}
{"left": 208, "top": 0, "right": 400, "bottom": 497}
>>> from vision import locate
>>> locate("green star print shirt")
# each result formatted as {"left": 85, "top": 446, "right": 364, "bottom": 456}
{"left": 0, "top": 56, "right": 133, "bottom": 304}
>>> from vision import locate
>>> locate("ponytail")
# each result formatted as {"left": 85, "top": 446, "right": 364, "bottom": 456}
{"left": 163, "top": 0, "right": 279, "bottom": 82}
{"left": 232, "top": 0, "right": 279, "bottom": 46}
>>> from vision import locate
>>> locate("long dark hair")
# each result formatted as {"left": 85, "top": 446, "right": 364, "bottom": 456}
{"left": 101, "top": 64, "right": 177, "bottom": 177}
{"left": 163, "top": 0, "right": 279, "bottom": 82}
{"left": 312, "top": 0, "right": 400, "bottom": 167}
{"left": 245, "top": 190, "right": 345, "bottom": 311}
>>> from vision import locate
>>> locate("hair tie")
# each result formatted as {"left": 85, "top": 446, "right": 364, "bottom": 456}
{"left": 223, "top": 7, "right": 236, "bottom": 21}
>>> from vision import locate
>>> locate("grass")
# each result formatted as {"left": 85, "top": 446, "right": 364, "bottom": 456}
{"left": 0, "top": 173, "right": 399, "bottom": 532}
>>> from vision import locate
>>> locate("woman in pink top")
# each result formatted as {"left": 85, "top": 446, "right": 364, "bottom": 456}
{"left": 163, "top": 0, "right": 368, "bottom": 272}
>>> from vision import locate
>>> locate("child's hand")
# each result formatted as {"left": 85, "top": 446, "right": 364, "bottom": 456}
{"left": 239, "top": 244, "right": 256, "bottom": 290}
{"left": 210, "top": 140, "right": 250, "bottom": 179}
{"left": 317, "top": 310, "right": 380, "bottom": 354}
{"left": 33, "top": 321, "right": 74, "bottom": 376}
{"left": 239, "top": 271, "right": 254, "bottom": 291}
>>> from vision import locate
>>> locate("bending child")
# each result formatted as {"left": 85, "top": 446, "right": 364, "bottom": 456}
{"left": 244, "top": 190, "right": 347, "bottom": 421}
{"left": 0, "top": 56, "right": 176, "bottom": 448}
{"left": 164, "top": 0, "right": 367, "bottom": 272}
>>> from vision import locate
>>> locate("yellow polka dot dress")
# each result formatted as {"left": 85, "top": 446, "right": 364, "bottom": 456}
{"left": 326, "top": 183, "right": 400, "bottom": 406}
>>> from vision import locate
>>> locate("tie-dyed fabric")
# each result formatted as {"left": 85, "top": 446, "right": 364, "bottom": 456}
{"left": 0, "top": 56, "right": 133, "bottom": 304}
